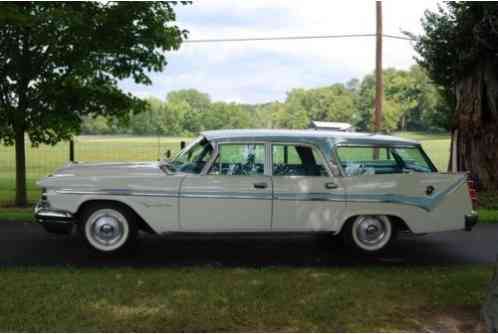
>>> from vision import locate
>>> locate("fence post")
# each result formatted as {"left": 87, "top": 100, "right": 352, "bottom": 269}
{"left": 69, "top": 139, "right": 75, "bottom": 162}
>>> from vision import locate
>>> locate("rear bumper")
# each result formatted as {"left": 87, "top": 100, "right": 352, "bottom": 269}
{"left": 34, "top": 201, "right": 75, "bottom": 235}
{"left": 464, "top": 211, "right": 478, "bottom": 231}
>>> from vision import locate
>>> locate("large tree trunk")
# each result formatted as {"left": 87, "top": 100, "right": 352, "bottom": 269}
{"left": 455, "top": 60, "right": 498, "bottom": 191}
{"left": 14, "top": 126, "right": 27, "bottom": 207}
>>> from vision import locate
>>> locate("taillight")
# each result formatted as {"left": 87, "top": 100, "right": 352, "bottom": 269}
{"left": 467, "top": 176, "right": 478, "bottom": 209}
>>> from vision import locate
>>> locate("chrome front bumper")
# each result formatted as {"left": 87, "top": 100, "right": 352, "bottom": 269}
{"left": 34, "top": 201, "right": 75, "bottom": 235}
{"left": 465, "top": 211, "right": 478, "bottom": 231}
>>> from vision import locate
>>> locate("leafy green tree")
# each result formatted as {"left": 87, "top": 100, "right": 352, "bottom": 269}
{"left": 0, "top": 2, "right": 187, "bottom": 205}
{"left": 80, "top": 116, "right": 112, "bottom": 135}
{"left": 280, "top": 92, "right": 309, "bottom": 129}
{"left": 405, "top": 65, "right": 449, "bottom": 131}
{"left": 413, "top": 2, "right": 498, "bottom": 189}
{"left": 353, "top": 67, "right": 444, "bottom": 133}
{"left": 167, "top": 89, "right": 211, "bottom": 134}
{"left": 162, "top": 100, "right": 189, "bottom": 136}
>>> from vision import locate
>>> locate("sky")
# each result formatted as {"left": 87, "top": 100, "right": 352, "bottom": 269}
{"left": 120, "top": 1, "right": 441, "bottom": 104}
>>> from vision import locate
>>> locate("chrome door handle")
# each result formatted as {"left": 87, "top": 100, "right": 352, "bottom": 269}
{"left": 254, "top": 182, "right": 268, "bottom": 189}
{"left": 325, "top": 182, "right": 338, "bottom": 190}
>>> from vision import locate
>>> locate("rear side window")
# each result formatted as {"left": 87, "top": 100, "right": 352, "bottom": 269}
{"left": 272, "top": 144, "right": 328, "bottom": 176}
{"left": 336, "top": 146, "right": 435, "bottom": 176}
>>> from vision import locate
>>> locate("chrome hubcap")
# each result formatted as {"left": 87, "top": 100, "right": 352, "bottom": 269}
{"left": 86, "top": 210, "right": 128, "bottom": 249}
{"left": 354, "top": 216, "right": 388, "bottom": 247}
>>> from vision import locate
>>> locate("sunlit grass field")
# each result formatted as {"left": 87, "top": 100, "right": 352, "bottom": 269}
{"left": 0, "top": 132, "right": 450, "bottom": 205}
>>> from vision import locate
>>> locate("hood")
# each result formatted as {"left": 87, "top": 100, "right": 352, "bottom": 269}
{"left": 37, "top": 161, "right": 165, "bottom": 190}
{"left": 50, "top": 161, "right": 162, "bottom": 177}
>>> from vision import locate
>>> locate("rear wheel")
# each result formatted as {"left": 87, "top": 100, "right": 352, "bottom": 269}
{"left": 80, "top": 203, "right": 138, "bottom": 255}
{"left": 343, "top": 215, "right": 396, "bottom": 254}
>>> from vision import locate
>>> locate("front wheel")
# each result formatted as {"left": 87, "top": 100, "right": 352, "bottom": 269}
{"left": 343, "top": 215, "right": 396, "bottom": 254}
{"left": 80, "top": 203, "right": 138, "bottom": 255}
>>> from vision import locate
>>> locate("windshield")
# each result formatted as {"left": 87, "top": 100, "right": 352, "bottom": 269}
{"left": 166, "top": 137, "right": 214, "bottom": 174}
{"left": 336, "top": 145, "right": 436, "bottom": 176}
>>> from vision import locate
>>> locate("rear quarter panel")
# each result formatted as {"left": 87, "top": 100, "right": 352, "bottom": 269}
{"left": 339, "top": 173, "right": 472, "bottom": 234}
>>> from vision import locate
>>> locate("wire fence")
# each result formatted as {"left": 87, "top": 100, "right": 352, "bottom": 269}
{"left": 0, "top": 135, "right": 189, "bottom": 205}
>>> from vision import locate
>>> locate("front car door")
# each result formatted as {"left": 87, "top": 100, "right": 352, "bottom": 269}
{"left": 271, "top": 143, "right": 346, "bottom": 232}
{"left": 180, "top": 141, "right": 272, "bottom": 232}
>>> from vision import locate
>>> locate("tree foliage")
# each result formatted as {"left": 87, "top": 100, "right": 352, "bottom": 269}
{"left": 412, "top": 2, "right": 498, "bottom": 128}
{"left": 0, "top": 2, "right": 187, "bottom": 205}
{"left": 413, "top": 2, "right": 498, "bottom": 189}
{"left": 82, "top": 66, "right": 448, "bottom": 137}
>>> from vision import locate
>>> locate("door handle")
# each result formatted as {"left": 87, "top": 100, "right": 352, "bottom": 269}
{"left": 253, "top": 182, "right": 268, "bottom": 189}
{"left": 325, "top": 182, "right": 338, "bottom": 190}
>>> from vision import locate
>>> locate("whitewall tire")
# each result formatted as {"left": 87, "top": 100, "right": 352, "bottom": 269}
{"left": 343, "top": 215, "right": 396, "bottom": 254}
{"left": 80, "top": 203, "right": 138, "bottom": 255}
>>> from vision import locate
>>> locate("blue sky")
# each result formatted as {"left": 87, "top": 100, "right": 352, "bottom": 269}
{"left": 120, "top": 1, "right": 441, "bottom": 104}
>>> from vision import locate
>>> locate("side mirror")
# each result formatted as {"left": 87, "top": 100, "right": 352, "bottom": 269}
{"left": 166, "top": 150, "right": 171, "bottom": 159}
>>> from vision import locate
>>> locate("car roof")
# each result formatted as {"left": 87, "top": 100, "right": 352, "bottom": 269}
{"left": 201, "top": 129, "right": 419, "bottom": 147}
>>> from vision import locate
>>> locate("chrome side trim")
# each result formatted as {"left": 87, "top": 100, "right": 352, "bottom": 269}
{"left": 274, "top": 192, "right": 345, "bottom": 202}
{"left": 181, "top": 192, "right": 273, "bottom": 200}
{"left": 56, "top": 189, "right": 178, "bottom": 198}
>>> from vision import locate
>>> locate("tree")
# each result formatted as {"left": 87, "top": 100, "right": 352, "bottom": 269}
{"left": 413, "top": 2, "right": 498, "bottom": 190}
{"left": 167, "top": 89, "right": 211, "bottom": 134}
{"left": 0, "top": 2, "right": 187, "bottom": 205}
{"left": 354, "top": 71, "right": 405, "bottom": 133}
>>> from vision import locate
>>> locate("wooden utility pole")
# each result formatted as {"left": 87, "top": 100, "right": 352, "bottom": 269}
{"left": 374, "top": 1, "right": 383, "bottom": 132}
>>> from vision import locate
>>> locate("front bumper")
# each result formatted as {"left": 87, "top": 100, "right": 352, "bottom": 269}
{"left": 464, "top": 211, "right": 478, "bottom": 231}
{"left": 34, "top": 201, "right": 75, "bottom": 235}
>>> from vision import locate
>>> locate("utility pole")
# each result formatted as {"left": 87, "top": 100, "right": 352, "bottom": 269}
{"left": 374, "top": 1, "right": 383, "bottom": 132}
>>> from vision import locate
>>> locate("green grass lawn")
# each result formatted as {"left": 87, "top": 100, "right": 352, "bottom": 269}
{"left": 0, "top": 266, "right": 490, "bottom": 332}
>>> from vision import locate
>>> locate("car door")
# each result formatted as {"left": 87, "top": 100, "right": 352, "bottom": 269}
{"left": 271, "top": 143, "right": 346, "bottom": 232}
{"left": 180, "top": 142, "right": 272, "bottom": 232}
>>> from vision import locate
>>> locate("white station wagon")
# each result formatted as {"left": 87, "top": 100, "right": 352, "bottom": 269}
{"left": 35, "top": 129, "right": 478, "bottom": 255}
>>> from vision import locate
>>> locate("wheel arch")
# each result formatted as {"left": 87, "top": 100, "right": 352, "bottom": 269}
{"left": 76, "top": 199, "right": 156, "bottom": 234}
{"left": 336, "top": 213, "right": 412, "bottom": 235}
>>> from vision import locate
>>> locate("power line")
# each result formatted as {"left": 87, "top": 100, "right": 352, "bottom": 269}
{"left": 183, "top": 33, "right": 414, "bottom": 44}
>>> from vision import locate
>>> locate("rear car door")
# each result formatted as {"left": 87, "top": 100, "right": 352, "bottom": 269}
{"left": 271, "top": 143, "right": 346, "bottom": 232}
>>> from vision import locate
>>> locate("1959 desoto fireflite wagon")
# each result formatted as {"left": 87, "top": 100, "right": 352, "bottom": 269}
{"left": 35, "top": 129, "right": 478, "bottom": 255}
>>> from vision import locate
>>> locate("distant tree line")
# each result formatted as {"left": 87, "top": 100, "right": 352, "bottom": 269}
{"left": 81, "top": 65, "right": 450, "bottom": 136}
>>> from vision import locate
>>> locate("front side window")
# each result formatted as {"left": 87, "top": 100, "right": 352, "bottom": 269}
{"left": 336, "top": 145, "right": 435, "bottom": 176}
{"left": 272, "top": 144, "right": 328, "bottom": 176}
{"left": 169, "top": 137, "right": 213, "bottom": 174}
{"left": 209, "top": 143, "right": 265, "bottom": 176}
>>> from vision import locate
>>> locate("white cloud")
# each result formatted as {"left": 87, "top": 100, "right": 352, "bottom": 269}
{"left": 120, "top": 1, "right": 442, "bottom": 103}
